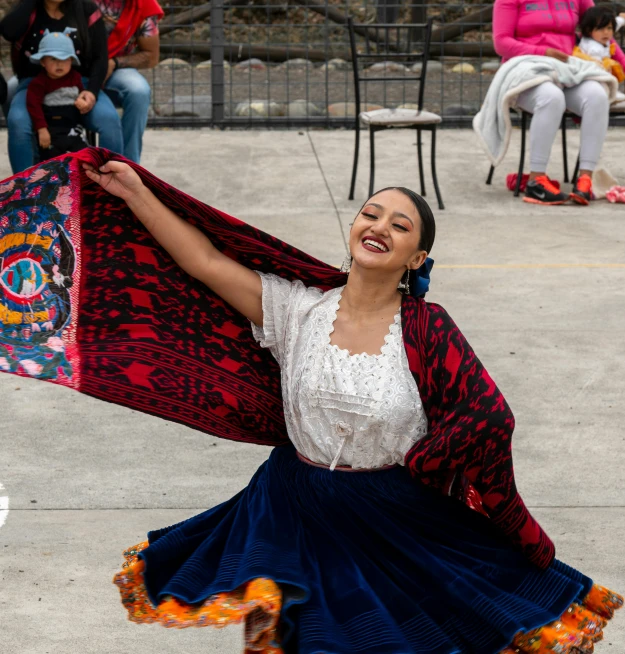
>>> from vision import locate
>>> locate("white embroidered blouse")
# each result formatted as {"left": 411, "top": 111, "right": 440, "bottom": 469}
{"left": 251, "top": 272, "right": 428, "bottom": 470}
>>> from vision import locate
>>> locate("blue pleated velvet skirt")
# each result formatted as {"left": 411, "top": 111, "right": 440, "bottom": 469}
{"left": 139, "top": 445, "right": 592, "bottom": 654}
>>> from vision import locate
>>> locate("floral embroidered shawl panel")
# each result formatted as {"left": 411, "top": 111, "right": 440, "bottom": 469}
{"left": 0, "top": 149, "right": 554, "bottom": 570}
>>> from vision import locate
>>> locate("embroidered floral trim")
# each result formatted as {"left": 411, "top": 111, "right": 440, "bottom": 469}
{"left": 114, "top": 542, "right": 622, "bottom": 654}
{"left": 499, "top": 584, "right": 623, "bottom": 653}
{"left": 113, "top": 541, "right": 283, "bottom": 653}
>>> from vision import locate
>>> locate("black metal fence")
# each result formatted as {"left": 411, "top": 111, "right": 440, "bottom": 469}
{"left": 150, "top": 0, "right": 498, "bottom": 127}
{"left": 1, "top": 0, "right": 623, "bottom": 128}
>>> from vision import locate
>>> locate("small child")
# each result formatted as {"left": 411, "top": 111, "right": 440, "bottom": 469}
{"left": 26, "top": 29, "right": 89, "bottom": 162}
{"left": 574, "top": 6, "right": 625, "bottom": 82}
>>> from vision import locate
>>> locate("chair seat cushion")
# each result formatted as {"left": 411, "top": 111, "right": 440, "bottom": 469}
{"left": 360, "top": 107, "right": 442, "bottom": 126}
{"left": 610, "top": 99, "right": 625, "bottom": 113}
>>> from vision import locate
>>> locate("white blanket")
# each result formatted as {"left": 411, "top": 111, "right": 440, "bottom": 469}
{"left": 473, "top": 55, "right": 618, "bottom": 166}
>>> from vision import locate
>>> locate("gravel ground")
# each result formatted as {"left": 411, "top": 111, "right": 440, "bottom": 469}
{"left": 0, "top": 59, "right": 492, "bottom": 121}
{"left": 145, "top": 61, "right": 496, "bottom": 118}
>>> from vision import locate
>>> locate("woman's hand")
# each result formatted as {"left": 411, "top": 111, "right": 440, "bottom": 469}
{"left": 83, "top": 161, "right": 145, "bottom": 203}
{"left": 544, "top": 48, "right": 569, "bottom": 62}
{"left": 75, "top": 90, "right": 96, "bottom": 114}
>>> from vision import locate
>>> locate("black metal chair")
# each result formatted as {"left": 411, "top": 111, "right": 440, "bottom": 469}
{"left": 486, "top": 110, "right": 580, "bottom": 196}
{"left": 347, "top": 18, "right": 444, "bottom": 210}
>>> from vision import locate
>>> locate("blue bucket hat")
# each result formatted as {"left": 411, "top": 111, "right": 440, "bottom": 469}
{"left": 30, "top": 29, "right": 80, "bottom": 66}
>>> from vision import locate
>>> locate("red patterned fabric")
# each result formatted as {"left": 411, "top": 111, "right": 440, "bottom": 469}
{"left": 0, "top": 148, "right": 553, "bottom": 569}
{"left": 401, "top": 300, "right": 555, "bottom": 569}
{"left": 105, "top": 0, "right": 164, "bottom": 58}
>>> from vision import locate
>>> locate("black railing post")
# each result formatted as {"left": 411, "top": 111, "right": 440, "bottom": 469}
{"left": 211, "top": 0, "right": 225, "bottom": 126}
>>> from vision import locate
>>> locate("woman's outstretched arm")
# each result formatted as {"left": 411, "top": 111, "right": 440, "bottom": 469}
{"left": 83, "top": 161, "right": 264, "bottom": 326}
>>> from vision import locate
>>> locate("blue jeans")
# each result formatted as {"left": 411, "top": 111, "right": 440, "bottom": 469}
{"left": 103, "top": 68, "right": 151, "bottom": 164}
{"left": 7, "top": 76, "right": 124, "bottom": 174}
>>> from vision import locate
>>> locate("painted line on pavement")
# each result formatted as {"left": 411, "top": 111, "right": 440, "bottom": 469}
{"left": 437, "top": 264, "right": 625, "bottom": 269}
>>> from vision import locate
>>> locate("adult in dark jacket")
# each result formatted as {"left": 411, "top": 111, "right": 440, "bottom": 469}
{"left": 0, "top": 0, "right": 124, "bottom": 172}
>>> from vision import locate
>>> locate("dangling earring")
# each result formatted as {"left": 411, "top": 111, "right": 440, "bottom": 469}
{"left": 399, "top": 269, "right": 410, "bottom": 295}
{"left": 340, "top": 254, "right": 352, "bottom": 273}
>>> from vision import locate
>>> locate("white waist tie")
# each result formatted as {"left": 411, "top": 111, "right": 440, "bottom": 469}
{"left": 330, "top": 421, "right": 354, "bottom": 471}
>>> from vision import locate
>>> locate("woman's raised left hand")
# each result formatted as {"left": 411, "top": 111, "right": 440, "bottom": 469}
{"left": 82, "top": 161, "right": 145, "bottom": 203}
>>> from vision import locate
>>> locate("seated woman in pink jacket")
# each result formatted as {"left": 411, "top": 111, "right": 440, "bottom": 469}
{"left": 493, "top": 0, "right": 625, "bottom": 205}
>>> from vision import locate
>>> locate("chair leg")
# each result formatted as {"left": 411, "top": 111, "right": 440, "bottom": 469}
{"left": 416, "top": 129, "right": 426, "bottom": 196}
{"left": 572, "top": 154, "right": 580, "bottom": 186}
{"left": 368, "top": 127, "right": 376, "bottom": 199}
{"left": 348, "top": 122, "right": 360, "bottom": 200}
{"left": 486, "top": 165, "right": 495, "bottom": 185}
{"left": 514, "top": 112, "right": 527, "bottom": 197}
{"left": 430, "top": 127, "right": 444, "bottom": 211}
{"left": 561, "top": 116, "right": 569, "bottom": 183}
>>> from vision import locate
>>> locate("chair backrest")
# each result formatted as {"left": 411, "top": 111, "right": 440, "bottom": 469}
{"left": 347, "top": 18, "right": 433, "bottom": 119}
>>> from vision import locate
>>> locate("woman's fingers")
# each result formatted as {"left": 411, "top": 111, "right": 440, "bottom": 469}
{"left": 82, "top": 164, "right": 113, "bottom": 189}
{"left": 81, "top": 161, "right": 125, "bottom": 176}
{"left": 84, "top": 169, "right": 106, "bottom": 187}
{"left": 81, "top": 161, "right": 142, "bottom": 200}
{"left": 103, "top": 161, "right": 128, "bottom": 174}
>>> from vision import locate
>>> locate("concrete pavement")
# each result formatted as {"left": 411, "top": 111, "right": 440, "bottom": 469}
{"left": 1, "top": 127, "right": 624, "bottom": 653}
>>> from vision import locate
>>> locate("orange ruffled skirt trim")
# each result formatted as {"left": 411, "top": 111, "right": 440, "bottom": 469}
{"left": 113, "top": 541, "right": 623, "bottom": 654}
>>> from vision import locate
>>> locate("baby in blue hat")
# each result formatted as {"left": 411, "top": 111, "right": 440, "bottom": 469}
{"left": 26, "top": 29, "right": 89, "bottom": 160}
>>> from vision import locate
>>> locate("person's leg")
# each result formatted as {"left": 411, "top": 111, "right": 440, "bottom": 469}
{"left": 564, "top": 80, "right": 610, "bottom": 204}
{"left": 516, "top": 82, "right": 566, "bottom": 178}
{"left": 81, "top": 87, "right": 124, "bottom": 155}
{"left": 564, "top": 80, "right": 610, "bottom": 177}
{"left": 515, "top": 82, "right": 569, "bottom": 204}
{"left": 2, "top": 75, "right": 20, "bottom": 118}
{"left": 103, "top": 68, "right": 151, "bottom": 163}
{"left": 7, "top": 79, "right": 36, "bottom": 174}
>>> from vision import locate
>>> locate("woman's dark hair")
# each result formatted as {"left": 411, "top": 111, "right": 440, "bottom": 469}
{"left": 580, "top": 6, "right": 617, "bottom": 37}
{"left": 366, "top": 186, "right": 436, "bottom": 253}
{"left": 35, "top": 0, "right": 91, "bottom": 60}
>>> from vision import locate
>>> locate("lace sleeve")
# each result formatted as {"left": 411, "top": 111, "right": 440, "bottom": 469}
{"left": 250, "top": 272, "right": 308, "bottom": 365}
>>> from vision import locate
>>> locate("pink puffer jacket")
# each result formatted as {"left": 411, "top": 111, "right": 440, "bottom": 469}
{"left": 493, "top": 0, "right": 625, "bottom": 68}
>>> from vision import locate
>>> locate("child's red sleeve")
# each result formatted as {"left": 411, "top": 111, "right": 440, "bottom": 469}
{"left": 26, "top": 76, "right": 48, "bottom": 131}
{"left": 71, "top": 70, "right": 84, "bottom": 92}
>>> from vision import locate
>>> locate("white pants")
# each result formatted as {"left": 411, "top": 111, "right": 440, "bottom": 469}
{"left": 516, "top": 80, "right": 610, "bottom": 172}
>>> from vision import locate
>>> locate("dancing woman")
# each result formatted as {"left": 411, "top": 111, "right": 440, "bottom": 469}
{"left": 84, "top": 159, "right": 622, "bottom": 654}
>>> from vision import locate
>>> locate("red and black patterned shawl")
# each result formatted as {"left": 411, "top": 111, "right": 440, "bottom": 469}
{"left": 0, "top": 149, "right": 554, "bottom": 570}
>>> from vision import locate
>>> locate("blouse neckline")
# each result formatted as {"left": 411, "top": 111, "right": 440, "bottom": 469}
{"left": 326, "top": 287, "right": 402, "bottom": 359}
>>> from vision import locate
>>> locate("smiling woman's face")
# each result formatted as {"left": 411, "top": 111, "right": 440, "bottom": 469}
{"left": 349, "top": 189, "right": 427, "bottom": 279}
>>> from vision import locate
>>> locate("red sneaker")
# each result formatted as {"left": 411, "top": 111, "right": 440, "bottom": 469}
{"left": 523, "top": 175, "right": 569, "bottom": 205}
{"left": 570, "top": 174, "right": 592, "bottom": 205}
